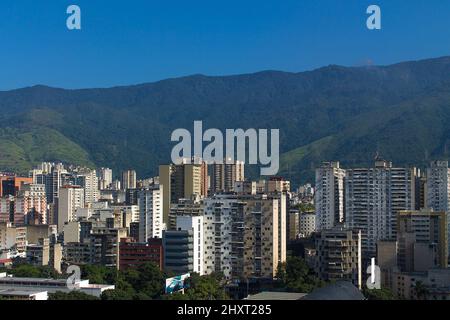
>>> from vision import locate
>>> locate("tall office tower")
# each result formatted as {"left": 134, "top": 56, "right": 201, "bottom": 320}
{"left": 176, "top": 215, "right": 204, "bottom": 275}
{"left": 121, "top": 170, "right": 137, "bottom": 190}
{"left": 315, "top": 162, "right": 346, "bottom": 231}
{"left": 203, "top": 194, "right": 246, "bottom": 279}
{"left": 138, "top": 186, "right": 163, "bottom": 242}
{"left": 398, "top": 209, "right": 448, "bottom": 270}
{"left": 210, "top": 159, "right": 245, "bottom": 193}
{"left": 98, "top": 168, "right": 113, "bottom": 190}
{"left": 242, "top": 194, "right": 285, "bottom": 279}
{"left": 315, "top": 226, "right": 362, "bottom": 289}
{"left": 57, "top": 186, "right": 84, "bottom": 232}
{"left": 16, "top": 184, "right": 47, "bottom": 225}
{"left": 77, "top": 169, "right": 99, "bottom": 206}
{"left": 345, "top": 159, "right": 416, "bottom": 258}
{"left": 159, "top": 163, "right": 205, "bottom": 224}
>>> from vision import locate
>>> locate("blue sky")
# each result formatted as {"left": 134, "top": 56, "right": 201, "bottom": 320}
{"left": 0, "top": 0, "right": 449, "bottom": 90}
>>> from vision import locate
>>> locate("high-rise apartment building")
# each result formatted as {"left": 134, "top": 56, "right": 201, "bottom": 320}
{"left": 159, "top": 163, "right": 205, "bottom": 224}
{"left": 299, "top": 212, "right": 316, "bottom": 238}
{"left": 16, "top": 184, "right": 47, "bottom": 225}
{"left": 0, "top": 222, "right": 27, "bottom": 259}
{"left": 169, "top": 197, "right": 204, "bottom": 231}
{"left": 426, "top": 161, "right": 450, "bottom": 261}
{"left": 138, "top": 186, "right": 163, "bottom": 242}
{"left": 98, "top": 168, "right": 113, "bottom": 190}
{"left": 288, "top": 209, "right": 299, "bottom": 241}
{"left": 315, "top": 162, "right": 345, "bottom": 231}
{"left": 345, "top": 160, "right": 416, "bottom": 257}
{"left": 398, "top": 209, "right": 448, "bottom": 270}
{"left": 315, "top": 226, "right": 362, "bottom": 289}
{"left": 77, "top": 169, "right": 99, "bottom": 205}
{"left": 121, "top": 170, "right": 137, "bottom": 190}
{"left": 57, "top": 185, "right": 84, "bottom": 232}
{"left": 203, "top": 195, "right": 245, "bottom": 279}
{"left": 242, "top": 194, "right": 285, "bottom": 279}
{"left": 89, "top": 226, "right": 128, "bottom": 269}
{"left": 176, "top": 215, "right": 204, "bottom": 275}
{"left": 210, "top": 159, "right": 245, "bottom": 193}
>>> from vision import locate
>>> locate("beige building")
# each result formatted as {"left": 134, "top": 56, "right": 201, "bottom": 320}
{"left": 392, "top": 269, "right": 450, "bottom": 300}
{"left": 210, "top": 160, "right": 244, "bottom": 193}
{"left": 0, "top": 222, "right": 27, "bottom": 258}
{"left": 315, "top": 226, "right": 362, "bottom": 289}
{"left": 121, "top": 170, "right": 137, "bottom": 190}
{"left": 267, "top": 178, "right": 290, "bottom": 193}
{"left": 57, "top": 185, "right": 84, "bottom": 232}
{"left": 315, "top": 162, "right": 345, "bottom": 232}
{"left": 242, "top": 194, "right": 285, "bottom": 279}
{"left": 398, "top": 209, "right": 448, "bottom": 269}
{"left": 159, "top": 163, "right": 205, "bottom": 224}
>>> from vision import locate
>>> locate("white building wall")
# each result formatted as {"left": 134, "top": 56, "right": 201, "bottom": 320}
{"left": 176, "top": 215, "right": 204, "bottom": 275}
{"left": 138, "top": 186, "right": 163, "bottom": 242}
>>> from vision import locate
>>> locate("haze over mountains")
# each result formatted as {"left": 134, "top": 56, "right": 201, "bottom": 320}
{"left": 1, "top": 56, "right": 450, "bottom": 184}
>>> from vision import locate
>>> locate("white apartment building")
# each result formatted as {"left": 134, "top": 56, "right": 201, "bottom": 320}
{"left": 345, "top": 160, "right": 416, "bottom": 257}
{"left": 57, "top": 186, "right": 84, "bottom": 232}
{"left": 203, "top": 194, "right": 244, "bottom": 279}
{"left": 98, "top": 168, "right": 113, "bottom": 190}
{"left": 176, "top": 215, "right": 204, "bottom": 275}
{"left": 426, "top": 160, "right": 450, "bottom": 262}
{"left": 138, "top": 186, "right": 163, "bottom": 242}
{"left": 315, "top": 162, "right": 345, "bottom": 231}
{"left": 77, "top": 169, "right": 99, "bottom": 205}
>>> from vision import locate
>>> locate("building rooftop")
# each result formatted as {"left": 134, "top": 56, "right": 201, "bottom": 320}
{"left": 0, "top": 288, "right": 47, "bottom": 297}
{"left": 245, "top": 291, "right": 307, "bottom": 300}
{"left": 302, "top": 281, "right": 365, "bottom": 300}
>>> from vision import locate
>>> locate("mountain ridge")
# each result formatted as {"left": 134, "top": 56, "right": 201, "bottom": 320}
{"left": 1, "top": 55, "right": 450, "bottom": 184}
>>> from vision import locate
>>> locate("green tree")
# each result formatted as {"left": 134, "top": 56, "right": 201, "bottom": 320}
{"left": 165, "top": 272, "right": 229, "bottom": 300}
{"left": 363, "top": 287, "right": 397, "bottom": 300}
{"left": 48, "top": 290, "right": 99, "bottom": 300}
{"left": 413, "top": 281, "right": 429, "bottom": 300}
{"left": 81, "top": 264, "right": 117, "bottom": 285}
{"left": 7, "top": 264, "right": 59, "bottom": 278}
{"left": 101, "top": 289, "right": 134, "bottom": 300}
{"left": 276, "top": 256, "right": 324, "bottom": 293}
{"left": 133, "top": 262, "right": 165, "bottom": 299}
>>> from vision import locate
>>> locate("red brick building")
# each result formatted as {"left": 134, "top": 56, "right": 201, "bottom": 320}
{"left": 119, "top": 237, "right": 164, "bottom": 271}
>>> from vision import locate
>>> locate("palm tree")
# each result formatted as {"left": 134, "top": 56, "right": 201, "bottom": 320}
{"left": 412, "top": 281, "right": 429, "bottom": 300}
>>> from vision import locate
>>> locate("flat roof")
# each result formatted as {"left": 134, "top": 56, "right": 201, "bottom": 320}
{"left": 245, "top": 291, "right": 307, "bottom": 300}
{"left": 0, "top": 288, "right": 47, "bottom": 296}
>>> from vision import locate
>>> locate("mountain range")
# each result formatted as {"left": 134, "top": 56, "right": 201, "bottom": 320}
{"left": 2, "top": 56, "right": 450, "bottom": 185}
